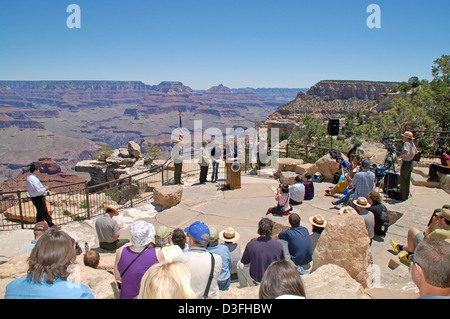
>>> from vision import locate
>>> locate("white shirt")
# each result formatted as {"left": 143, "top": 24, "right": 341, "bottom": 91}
{"left": 171, "top": 144, "right": 183, "bottom": 164}
{"left": 289, "top": 183, "right": 305, "bottom": 202}
{"left": 26, "top": 173, "right": 46, "bottom": 197}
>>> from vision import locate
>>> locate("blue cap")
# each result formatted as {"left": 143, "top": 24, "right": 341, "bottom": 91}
{"left": 184, "top": 221, "right": 210, "bottom": 241}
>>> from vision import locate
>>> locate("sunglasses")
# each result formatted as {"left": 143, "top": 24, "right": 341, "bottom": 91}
{"left": 408, "top": 254, "right": 422, "bottom": 268}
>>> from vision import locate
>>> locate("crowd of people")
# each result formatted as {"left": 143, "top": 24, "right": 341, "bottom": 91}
{"left": 5, "top": 130, "right": 449, "bottom": 300}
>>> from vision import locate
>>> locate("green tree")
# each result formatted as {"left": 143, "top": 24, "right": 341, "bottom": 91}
{"left": 430, "top": 54, "right": 450, "bottom": 130}
{"left": 146, "top": 145, "right": 161, "bottom": 160}
{"left": 93, "top": 145, "right": 113, "bottom": 161}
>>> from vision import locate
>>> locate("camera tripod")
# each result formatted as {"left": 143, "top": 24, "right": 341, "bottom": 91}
{"left": 380, "top": 148, "right": 401, "bottom": 198}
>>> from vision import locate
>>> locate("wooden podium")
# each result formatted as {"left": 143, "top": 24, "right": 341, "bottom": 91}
{"left": 226, "top": 162, "right": 241, "bottom": 190}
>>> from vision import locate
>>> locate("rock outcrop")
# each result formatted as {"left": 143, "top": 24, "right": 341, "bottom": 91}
{"left": 306, "top": 80, "right": 399, "bottom": 102}
{"left": 312, "top": 213, "right": 372, "bottom": 288}
{"left": 152, "top": 185, "right": 183, "bottom": 208}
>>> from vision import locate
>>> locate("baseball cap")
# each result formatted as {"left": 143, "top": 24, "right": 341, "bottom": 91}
{"left": 184, "top": 221, "right": 210, "bottom": 242}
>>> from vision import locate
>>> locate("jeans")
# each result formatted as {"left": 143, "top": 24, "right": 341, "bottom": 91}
{"left": 218, "top": 277, "right": 231, "bottom": 291}
{"left": 334, "top": 190, "right": 354, "bottom": 205}
{"left": 211, "top": 161, "right": 219, "bottom": 182}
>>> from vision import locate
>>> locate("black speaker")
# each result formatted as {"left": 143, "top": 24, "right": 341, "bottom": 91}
{"left": 328, "top": 119, "right": 339, "bottom": 136}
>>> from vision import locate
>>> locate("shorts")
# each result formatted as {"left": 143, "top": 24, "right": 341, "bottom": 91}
{"left": 413, "top": 232, "right": 425, "bottom": 248}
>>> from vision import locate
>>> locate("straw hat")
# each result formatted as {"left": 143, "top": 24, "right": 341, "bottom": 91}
{"left": 309, "top": 215, "right": 327, "bottom": 228}
{"left": 103, "top": 205, "right": 119, "bottom": 216}
{"left": 219, "top": 227, "right": 240, "bottom": 242}
{"left": 353, "top": 197, "right": 371, "bottom": 208}
{"left": 401, "top": 131, "right": 415, "bottom": 140}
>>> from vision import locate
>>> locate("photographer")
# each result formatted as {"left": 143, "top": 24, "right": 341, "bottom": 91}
{"left": 397, "top": 131, "right": 417, "bottom": 201}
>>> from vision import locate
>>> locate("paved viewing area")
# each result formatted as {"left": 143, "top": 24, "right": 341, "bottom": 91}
{"left": 1, "top": 170, "right": 449, "bottom": 299}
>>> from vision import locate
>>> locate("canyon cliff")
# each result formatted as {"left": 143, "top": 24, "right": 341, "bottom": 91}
{"left": 0, "top": 81, "right": 289, "bottom": 181}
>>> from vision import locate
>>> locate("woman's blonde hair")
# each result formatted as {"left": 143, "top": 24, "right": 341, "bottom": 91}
{"left": 137, "top": 261, "right": 195, "bottom": 299}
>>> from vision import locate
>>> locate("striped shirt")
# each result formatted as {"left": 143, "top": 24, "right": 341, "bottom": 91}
{"left": 351, "top": 169, "right": 375, "bottom": 200}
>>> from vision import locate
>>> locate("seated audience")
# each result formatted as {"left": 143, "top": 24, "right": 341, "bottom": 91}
{"left": 137, "top": 262, "right": 196, "bottom": 299}
{"left": 207, "top": 227, "right": 232, "bottom": 290}
{"left": 155, "top": 225, "right": 183, "bottom": 262}
{"left": 289, "top": 175, "right": 305, "bottom": 205}
{"left": 172, "top": 228, "right": 189, "bottom": 252}
{"left": 353, "top": 197, "right": 375, "bottom": 242}
{"left": 259, "top": 260, "right": 306, "bottom": 299}
{"left": 273, "top": 213, "right": 313, "bottom": 275}
{"left": 237, "top": 218, "right": 285, "bottom": 287}
{"left": 5, "top": 227, "right": 94, "bottom": 299}
{"left": 411, "top": 238, "right": 450, "bottom": 299}
{"left": 391, "top": 208, "right": 450, "bottom": 264}
{"left": 114, "top": 221, "right": 164, "bottom": 299}
{"left": 17, "top": 221, "right": 49, "bottom": 255}
{"left": 173, "top": 221, "right": 222, "bottom": 299}
{"left": 332, "top": 158, "right": 374, "bottom": 207}
{"left": 325, "top": 155, "right": 360, "bottom": 197}
{"left": 266, "top": 183, "right": 291, "bottom": 216}
{"left": 219, "top": 227, "right": 241, "bottom": 276}
{"left": 303, "top": 174, "right": 315, "bottom": 200}
{"left": 84, "top": 250, "right": 100, "bottom": 269}
{"left": 309, "top": 215, "right": 327, "bottom": 251}
{"left": 427, "top": 149, "right": 450, "bottom": 182}
{"left": 367, "top": 190, "right": 389, "bottom": 236}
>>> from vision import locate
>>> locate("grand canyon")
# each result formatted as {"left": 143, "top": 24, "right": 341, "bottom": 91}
{"left": 0, "top": 79, "right": 397, "bottom": 183}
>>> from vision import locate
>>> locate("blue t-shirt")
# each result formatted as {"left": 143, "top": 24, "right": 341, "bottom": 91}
{"left": 278, "top": 226, "right": 313, "bottom": 266}
{"left": 5, "top": 276, "right": 95, "bottom": 299}
{"left": 207, "top": 244, "right": 232, "bottom": 281}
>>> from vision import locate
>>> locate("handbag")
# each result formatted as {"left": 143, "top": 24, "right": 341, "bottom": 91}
{"left": 202, "top": 253, "right": 215, "bottom": 299}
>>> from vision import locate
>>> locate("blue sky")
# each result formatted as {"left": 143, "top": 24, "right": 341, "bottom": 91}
{"left": 0, "top": 0, "right": 449, "bottom": 90}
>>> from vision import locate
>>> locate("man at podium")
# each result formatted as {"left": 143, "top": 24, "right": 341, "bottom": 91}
{"left": 224, "top": 137, "right": 241, "bottom": 190}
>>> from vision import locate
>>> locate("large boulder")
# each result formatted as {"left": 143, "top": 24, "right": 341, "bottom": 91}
{"left": 4, "top": 201, "right": 54, "bottom": 223}
{"left": 438, "top": 172, "right": 450, "bottom": 194}
{"left": 274, "top": 158, "right": 304, "bottom": 174}
{"left": 152, "top": 185, "right": 183, "bottom": 208}
{"left": 302, "top": 264, "right": 370, "bottom": 299}
{"left": 308, "top": 153, "right": 340, "bottom": 180}
{"left": 312, "top": 213, "right": 372, "bottom": 288}
{"left": 128, "top": 141, "right": 141, "bottom": 158}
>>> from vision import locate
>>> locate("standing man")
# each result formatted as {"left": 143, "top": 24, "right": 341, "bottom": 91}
{"left": 198, "top": 140, "right": 210, "bottom": 184}
{"left": 171, "top": 139, "right": 183, "bottom": 185}
{"left": 26, "top": 163, "right": 55, "bottom": 227}
{"left": 398, "top": 131, "right": 417, "bottom": 201}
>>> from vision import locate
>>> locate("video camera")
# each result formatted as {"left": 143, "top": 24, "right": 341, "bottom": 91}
{"left": 382, "top": 135, "right": 398, "bottom": 154}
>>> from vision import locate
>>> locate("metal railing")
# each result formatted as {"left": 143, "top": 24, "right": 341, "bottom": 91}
{"left": 0, "top": 158, "right": 163, "bottom": 230}
{"left": 0, "top": 155, "right": 230, "bottom": 231}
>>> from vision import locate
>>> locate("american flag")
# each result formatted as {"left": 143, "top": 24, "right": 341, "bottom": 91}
{"left": 178, "top": 111, "right": 183, "bottom": 141}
